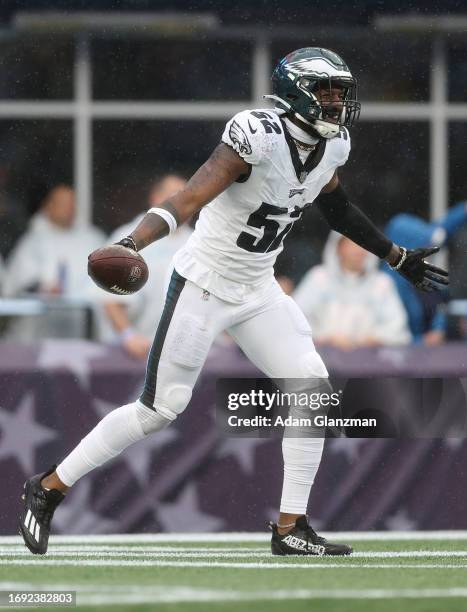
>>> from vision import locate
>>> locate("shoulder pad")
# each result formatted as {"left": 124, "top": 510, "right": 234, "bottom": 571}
{"left": 221, "top": 109, "right": 282, "bottom": 165}
{"left": 330, "top": 126, "right": 351, "bottom": 167}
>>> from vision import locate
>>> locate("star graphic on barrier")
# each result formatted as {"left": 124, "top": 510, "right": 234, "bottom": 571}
{"left": 327, "top": 437, "right": 367, "bottom": 462}
{"left": 385, "top": 507, "right": 417, "bottom": 531}
{"left": 0, "top": 393, "right": 57, "bottom": 473}
{"left": 156, "top": 484, "right": 224, "bottom": 532}
{"left": 377, "top": 347, "right": 409, "bottom": 368}
{"left": 216, "top": 437, "right": 271, "bottom": 475}
{"left": 93, "top": 399, "right": 178, "bottom": 486}
{"left": 37, "top": 340, "right": 108, "bottom": 387}
{"left": 53, "top": 479, "right": 119, "bottom": 534}
{"left": 443, "top": 438, "right": 465, "bottom": 451}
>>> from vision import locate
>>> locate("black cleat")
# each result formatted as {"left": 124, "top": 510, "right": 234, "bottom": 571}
{"left": 19, "top": 466, "right": 65, "bottom": 555}
{"left": 270, "top": 516, "right": 352, "bottom": 556}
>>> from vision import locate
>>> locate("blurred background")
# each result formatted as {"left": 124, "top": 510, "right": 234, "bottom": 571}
{"left": 1, "top": 0, "right": 467, "bottom": 534}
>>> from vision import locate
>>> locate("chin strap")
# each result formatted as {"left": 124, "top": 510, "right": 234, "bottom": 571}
{"left": 310, "top": 118, "right": 341, "bottom": 139}
{"left": 264, "top": 94, "right": 341, "bottom": 140}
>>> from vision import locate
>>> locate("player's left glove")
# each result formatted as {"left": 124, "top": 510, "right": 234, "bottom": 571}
{"left": 390, "top": 246, "right": 449, "bottom": 292}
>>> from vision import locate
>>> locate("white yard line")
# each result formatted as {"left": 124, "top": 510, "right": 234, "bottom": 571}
{"left": 0, "top": 558, "right": 465, "bottom": 569}
{"left": 1, "top": 545, "right": 467, "bottom": 556}
{"left": 2, "top": 583, "right": 467, "bottom": 603}
{"left": 0, "top": 547, "right": 268, "bottom": 553}
{"left": 0, "top": 551, "right": 269, "bottom": 559}
{"left": 1, "top": 549, "right": 467, "bottom": 559}
{"left": 2, "top": 531, "right": 467, "bottom": 544}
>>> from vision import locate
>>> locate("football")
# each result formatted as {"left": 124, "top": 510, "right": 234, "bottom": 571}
{"left": 88, "top": 245, "right": 149, "bottom": 295}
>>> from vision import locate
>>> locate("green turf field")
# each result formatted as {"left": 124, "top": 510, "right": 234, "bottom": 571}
{"left": 1, "top": 532, "right": 467, "bottom": 611}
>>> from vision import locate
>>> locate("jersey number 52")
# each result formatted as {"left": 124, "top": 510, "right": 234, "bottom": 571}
{"left": 237, "top": 203, "right": 302, "bottom": 253}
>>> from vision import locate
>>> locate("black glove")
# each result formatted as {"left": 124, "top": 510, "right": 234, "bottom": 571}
{"left": 390, "top": 246, "right": 449, "bottom": 292}
{"left": 116, "top": 236, "right": 138, "bottom": 252}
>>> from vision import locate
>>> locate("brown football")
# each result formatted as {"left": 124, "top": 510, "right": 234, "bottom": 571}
{"left": 88, "top": 245, "right": 149, "bottom": 295}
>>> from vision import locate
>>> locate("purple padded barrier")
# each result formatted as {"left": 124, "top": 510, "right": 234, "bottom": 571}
{"left": 1, "top": 340, "right": 467, "bottom": 534}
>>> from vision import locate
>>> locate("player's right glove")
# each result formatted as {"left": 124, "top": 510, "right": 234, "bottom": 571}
{"left": 389, "top": 246, "right": 449, "bottom": 292}
{"left": 116, "top": 236, "right": 138, "bottom": 251}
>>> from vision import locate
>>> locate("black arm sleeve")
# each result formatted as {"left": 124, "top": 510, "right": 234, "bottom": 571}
{"left": 315, "top": 183, "right": 393, "bottom": 259}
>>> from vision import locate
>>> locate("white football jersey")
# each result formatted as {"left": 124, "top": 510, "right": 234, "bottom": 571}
{"left": 173, "top": 108, "right": 351, "bottom": 303}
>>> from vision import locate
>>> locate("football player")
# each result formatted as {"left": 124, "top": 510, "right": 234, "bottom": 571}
{"left": 19, "top": 48, "right": 448, "bottom": 556}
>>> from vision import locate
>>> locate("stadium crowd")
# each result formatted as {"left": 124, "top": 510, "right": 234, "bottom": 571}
{"left": 0, "top": 176, "right": 465, "bottom": 354}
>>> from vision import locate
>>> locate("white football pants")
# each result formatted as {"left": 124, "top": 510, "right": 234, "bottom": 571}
{"left": 57, "top": 270, "right": 328, "bottom": 515}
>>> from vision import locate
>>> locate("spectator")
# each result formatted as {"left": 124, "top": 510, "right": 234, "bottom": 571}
{"left": 3, "top": 184, "right": 105, "bottom": 298}
{"left": 293, "top": 232, "right": 410, "bottom": 349}
{"left": 384, "top": 201, "right": 467, "bottom": 344}
{"left": 99, "top": 174, "right": 191, "bottom": 359}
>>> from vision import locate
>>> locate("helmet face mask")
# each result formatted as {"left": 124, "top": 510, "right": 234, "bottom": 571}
{"left": 267, "top": 47, "right": 361, "bottom": 139}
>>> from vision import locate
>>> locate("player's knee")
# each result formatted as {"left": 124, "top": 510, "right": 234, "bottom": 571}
{"left": 283, "top": 377, "right": 333, "bottom": 438}
{"left": 154, "top": 384, "right": 193, "bottom": 421}
{"left": 135, "top": 400, "right": 172, "bottom": 435}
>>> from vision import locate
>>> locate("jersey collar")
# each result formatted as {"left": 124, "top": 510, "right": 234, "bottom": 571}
{"left": 280, "top": 118, "right": 327, "bottom": 183}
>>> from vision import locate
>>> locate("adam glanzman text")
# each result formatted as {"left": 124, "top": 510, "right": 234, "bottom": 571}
{"left": 226, "top": 390, "right": 377, "bottom": 429}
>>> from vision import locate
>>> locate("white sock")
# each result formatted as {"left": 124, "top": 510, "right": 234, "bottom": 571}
{"left": 280, "top": 437, "right": 324, "bottom": 514}
{"left": 56, "top": 401, "right": 170, "bottom": 487}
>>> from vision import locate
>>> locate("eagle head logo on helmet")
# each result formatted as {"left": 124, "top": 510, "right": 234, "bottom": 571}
{"left": 265, "top": 47, "right": 361, "bottom": 140}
